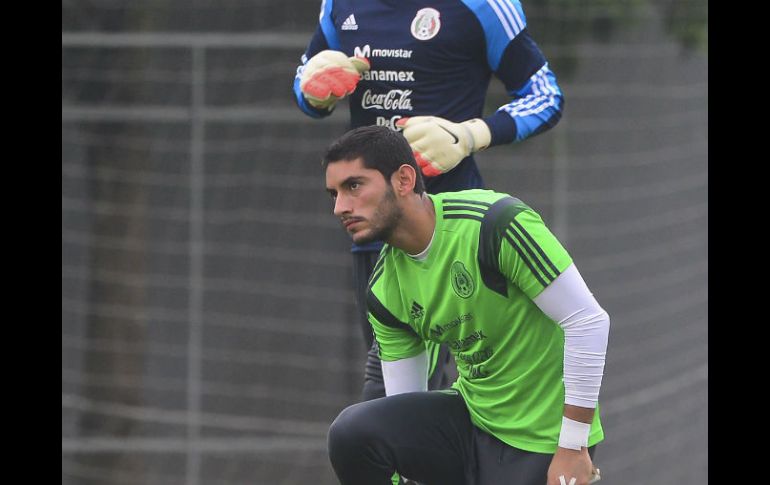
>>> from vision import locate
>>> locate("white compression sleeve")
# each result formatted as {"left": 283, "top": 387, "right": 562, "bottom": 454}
{"left": 533, "top": 264, "right": 610, "bottom": 408}
{"left": 381, "top": 351, "right": 429, "bottom": 396}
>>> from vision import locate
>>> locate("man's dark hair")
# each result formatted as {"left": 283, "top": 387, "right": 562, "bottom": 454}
{"left": 322, "top": 125, "right": 426, "bottom": 194}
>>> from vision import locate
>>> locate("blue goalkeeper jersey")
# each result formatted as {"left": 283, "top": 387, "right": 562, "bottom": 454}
{"left": 294, "top": 0, "right": 564, "bottom": 251}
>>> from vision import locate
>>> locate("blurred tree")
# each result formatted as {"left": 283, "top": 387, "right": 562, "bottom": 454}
{"left": 653, "top": 0, "right": 708, "bottom": 53}
{"left": 524, "top": 0, "right": 706, "bottom": 79}
{"left": 482, "top": 0, "right": 706, "bottom": 114}
{"left": 524, "top": 0, "right": 647, "bottom": 79}
{"left": 66, "top": 8, "right": 157, "bottom": 484}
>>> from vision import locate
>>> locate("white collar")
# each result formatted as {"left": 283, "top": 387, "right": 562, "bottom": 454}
{"left": 407, "top": 227, "right": 436, "bottom": 261}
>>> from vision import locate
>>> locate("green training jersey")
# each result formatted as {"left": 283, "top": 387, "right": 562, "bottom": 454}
{"left": 367, "top": 189, "right": 604, "bottom": 453}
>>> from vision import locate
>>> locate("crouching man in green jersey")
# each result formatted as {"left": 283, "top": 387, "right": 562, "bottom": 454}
{"left": 323, "top": 126, "right": 609, "bottom": 485}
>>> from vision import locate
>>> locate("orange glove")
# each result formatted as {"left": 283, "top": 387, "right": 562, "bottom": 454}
{"left": 300, "top": 50, "right": 370, "bottom": 110}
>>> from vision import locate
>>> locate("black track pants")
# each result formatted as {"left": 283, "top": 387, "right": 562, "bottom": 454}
{"left": 328, "top": 390, "right": 596, "bottom": 485}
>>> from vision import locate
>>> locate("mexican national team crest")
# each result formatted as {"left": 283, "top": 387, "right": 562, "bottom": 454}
{"left": 410, "top": 8, "right": 441, "bottom": 41}
{"left": 450, "top": 261, "right": 474, "bottom": 298}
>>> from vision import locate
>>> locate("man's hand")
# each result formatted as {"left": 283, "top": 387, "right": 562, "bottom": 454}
{"left": 300, "top": 50, "right": 370, "bottom": 110}
{"left": 395, "top": 117, "right": 491, "bottom": 177}
{"left": 547, "top": 447, "right": 601, "bottom": 485}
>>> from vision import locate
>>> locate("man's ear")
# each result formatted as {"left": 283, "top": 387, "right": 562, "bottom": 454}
{"left": 391, "top": 164, "right": 417, "bottom": 196}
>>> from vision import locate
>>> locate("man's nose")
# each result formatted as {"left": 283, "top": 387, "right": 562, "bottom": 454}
{"left": 333, "top": 193, "right": 351, "bottom": 217}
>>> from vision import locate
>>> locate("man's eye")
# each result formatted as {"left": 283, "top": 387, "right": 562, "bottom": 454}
{"left": 350, "top": 182, "right": 360, "bottom": 190}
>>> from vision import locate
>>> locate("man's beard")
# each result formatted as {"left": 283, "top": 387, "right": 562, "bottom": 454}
{"left": 353, "top": 186, "right": 402, "bottom": 245}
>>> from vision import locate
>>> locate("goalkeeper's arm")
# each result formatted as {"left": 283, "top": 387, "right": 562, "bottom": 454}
{"left": 381, "top": 351, "right": 429, "bottom": 396}
{"left": 397, "top": 28, "right": 564, "bottom": 178}
{"left": 395, "top": 61, "right": 563, "bottom": 178}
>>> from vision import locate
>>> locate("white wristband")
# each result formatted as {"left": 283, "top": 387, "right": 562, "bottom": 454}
{"left": 558, "top": 416, "right": 591, "bottom": 450}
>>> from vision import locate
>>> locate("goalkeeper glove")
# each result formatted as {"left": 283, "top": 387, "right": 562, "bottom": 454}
{"left": 300, "top": 50, "right": 370, "bottom": 110}
{"left": 395, "top": 116, "right": 492, "bottom": 177}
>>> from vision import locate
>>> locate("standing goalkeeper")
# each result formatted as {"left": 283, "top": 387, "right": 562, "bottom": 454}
{"left": 293, "top": 0, "right": 565, "bottom": 401}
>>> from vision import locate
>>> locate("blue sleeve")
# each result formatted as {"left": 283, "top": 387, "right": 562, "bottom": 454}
{"left": 485, "top": 44, "right": 564, "bottom": 145}
{"left": 461, "top": 0, "right": 564, "bottom": 146}
{"left": 292, "top": 0, "right": 341, "bottom": 118}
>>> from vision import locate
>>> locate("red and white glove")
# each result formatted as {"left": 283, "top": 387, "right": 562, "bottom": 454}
{"left": 300, "top": 50, "right": 370, "bottom": 110}
{"left": 396, "top": 116, "right": 492, "bottom": 177}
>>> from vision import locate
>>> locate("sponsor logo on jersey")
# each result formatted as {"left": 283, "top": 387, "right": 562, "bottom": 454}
{"left": 429, "top": 313, "right": 472, "bottom": 339}
{"left": 361, "top": 89, "right": 414, "bottom": 111}
{"left": 468, "top": 363, "right": 489, "bottom": 379}
{"left": 361, "top": 70, "right": 415, "bottom": 82}
{"left": 456, "top": 346, "right": 493, "bottom": 366}
{"left": 450, "top": 261, "right": 474, "bottom": 298}
{"left": 341, "top": 14, "right": 358, "bottom": 30}
{"left": 376, "top": 115, "right": 404, "bottom": 130}
{"left": 354, "top": 45, "right": 413, "bottom": 59}
{"left": 411, "top": 8, "right": 441, "bottom": 41}
{"left": 449, "top": 330, "right": 487, "bottom": 351}
{"left": 458, "top": 345, "right": 491, "bottom": 380}
{"left": 409, "top": 301, "right": 425, "bottom": 321}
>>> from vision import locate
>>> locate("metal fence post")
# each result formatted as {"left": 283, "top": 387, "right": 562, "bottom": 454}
{"left": 187, "top": 44, "right": 205, "bottom": 485}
